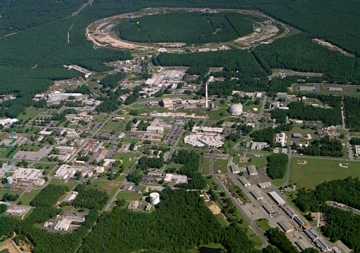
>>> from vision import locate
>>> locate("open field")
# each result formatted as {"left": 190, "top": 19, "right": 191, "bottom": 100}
{"left": 213, "top": 159, "right": 228, "bottom": 174}
{"left": 289, "top": 157, "right": 360, "bottom": 189}
{"left": 17, "top": 109, "right": 44, "bottom": 121}
{"left": 201, "top": 158, "right": 211, "bottom": 174}
{"left": 100, "top": 120, "right": 123, "bottom": 133}
{"left": 112, "top": 152, "right": 138, "bottom": 169}
{"left": 17, "top": 190, "right": 40, "bottom": 205}
{"left": 90, "top": 180, "right": 120, "bottom": 198}
{"left": 117, "top": 192, "right": 143, "bottom": 201}
{"left": 164, "top": 162, "right": 184, "bottom": 172}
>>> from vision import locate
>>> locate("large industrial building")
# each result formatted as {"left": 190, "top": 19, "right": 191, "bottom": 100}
{"left": 268, "top": 191, "right": 286, "bottom": 206}
{"left": 184, "top": 126, "right": 224, "bottom": 148}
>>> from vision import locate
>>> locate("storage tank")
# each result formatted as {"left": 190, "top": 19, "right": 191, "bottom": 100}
{"left": 149, "top": 192, "right": 160, "bottom": 205}
{"left": 6, "top": 176, "right": 13, "bottom": 185}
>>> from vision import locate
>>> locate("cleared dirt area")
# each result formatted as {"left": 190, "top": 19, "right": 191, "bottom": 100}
{"left": 313, "top": 39, "right": 354, "bottom": 57}
{"left": 297, "top": 160, "right": 307, "bottom": 165}
{"left": 0, "top": 239, "right": 20, "bottom": 253}
{"left": 86, "top": 7, "right": 289, "bottom": 50}
{"left": 207, "top": 203, "right": 221, "bottom": 215}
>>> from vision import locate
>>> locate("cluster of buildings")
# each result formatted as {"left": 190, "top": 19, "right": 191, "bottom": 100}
{"left": 0, "top": 164, "right": 44, "bottom": 186}
{"left": 49, "top": 146, "right": 76, "bottom": 161}
{"left": 184, "top": 126, "right": 224, "bottom": 148}
{"left": 82, "top": 140, "right": 103, "bottom": 156}
{"left": 159, "top": 97, "right": 205, "bottom": 110}
{"left": 143, "top": 111, "right": 208, "bottom": 120}
{"left": 164, "top": 174, "right": 188, "bottom": 184}
{"left": 145, "top": 69, "right": 185, "bottom": 87}
{"left": 54, "top": 164, "right": 104, "bottom": 180}
{"left": 45, "top": 211, "right": 86, "bottom": 232}
{"left": 65, "top": 112, "right": 93, "bottom": 123}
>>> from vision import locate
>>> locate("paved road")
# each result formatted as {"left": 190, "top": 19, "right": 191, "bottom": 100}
{"left": 256, "top": 96, "right": 267, "bottom": 131}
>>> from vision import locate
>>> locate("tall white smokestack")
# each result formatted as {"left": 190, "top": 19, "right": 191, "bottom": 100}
{"left": 205, "top": 82, "right": 209, "bottom": 108}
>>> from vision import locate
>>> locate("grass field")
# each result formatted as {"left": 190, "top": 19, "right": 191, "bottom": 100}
{"left": 101, "top": 120, "right": 123, "bottom": 133}
{"left": 201, "top": 158, "right": 211, "bottom": 174}
{"left": 255, "top": 219, "right": 271, "bottom": 232}
{"left": 50, "top": 178, "right": 78, "bottom": 189}
{"left": 90, "top": 180, "right": 120, "bottom": 198}
{"left": 19, "top": 144, "right": 40, "bottom": 152}
{"left": 289, "top": 157, "right": 360, "bottom": 189}
{"left": 213, "top": 159, "right": 228, "bottom": 174}
{"left": 17, "top": 189, "right": 40, "bottom": 205}
{"left": 117, "top": 192, "right": 143, "bottom": 201}
{"left": 17, "top": 109, "right": 44, "bottom": 120}
{"left": 0, "top": 188, "right": 24, "bottom": 200}
{"left": 112, "top": 152, "right": 138, "bottom": 169}
{"left": 248, "top": 157, "right": 267, "bottom": 168}
{"left": 164, "top": 162, "right": 183, "bottom": 172}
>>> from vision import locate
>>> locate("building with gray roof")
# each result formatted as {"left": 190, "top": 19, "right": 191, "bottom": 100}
{"left": 247, "top": 165, "right": 258, "bottom": 176}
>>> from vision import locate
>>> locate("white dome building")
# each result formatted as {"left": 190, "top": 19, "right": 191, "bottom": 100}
{"left": 229, "top": 104, "right": 243, "bottom": 116}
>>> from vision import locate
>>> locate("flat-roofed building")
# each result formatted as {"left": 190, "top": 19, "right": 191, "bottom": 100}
{"left": 258, "top": 182, "right": 271, "bottom": 188}
{"left": 250, "top": 190, "right": 263, "bottom": 201}
{"left": 247, "top": 165, "right": 258, "bottom": 176}
{"left": 262, "top": 203, "right": 277, "bottom": 216}
{"left": 295, "top": 240, "right": 308, "bottom": 251}
{"left": 230, "top": 164, "right": 240, "bottom": 174}
{"left": 297, "top": 86, "right": 315, "bottom": 92}
{"left": 238, "top": 176, "right": 251, "bottom": 187}
{"left": 278, "top": 221, "right": 294, "bottom": 233}
{"left": 268, "top": 191, "right": 286, "bottom": 206}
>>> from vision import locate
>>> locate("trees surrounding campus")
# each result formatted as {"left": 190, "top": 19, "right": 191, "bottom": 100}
{"left": 99, "top": 72, "right": 126, "bottom": 89}
{"left": 344, "top": 96, "right": 360, "bottom": 131}
{"left": 79, "top": 188, "right": 258, "bottom": 253}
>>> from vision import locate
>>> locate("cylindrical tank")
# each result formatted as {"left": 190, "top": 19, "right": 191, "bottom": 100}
{"left": 149, "top": 192, "right": 160, "bottom": 205}
{"left": 6, "top": 176, "right": 13, "bottom": 185}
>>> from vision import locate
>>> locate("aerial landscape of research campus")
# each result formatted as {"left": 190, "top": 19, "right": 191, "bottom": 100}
{"left": 2, "top": 1, "right": 360, "bottom": 253}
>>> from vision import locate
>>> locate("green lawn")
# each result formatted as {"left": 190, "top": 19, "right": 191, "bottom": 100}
{"left": 249, "top": 157, "right": 267, "bottom": 168}
{"left": 213, "top": 159, "right": 228, "bottom": 174}
{"left": 17, "top": 189, "right": 40, "bottom": 205}
{"left": 117, "top": 192, "right": 143, "bottom": 201}
{"left": 17, "top": 109, "right": 44, "bottom": 121}
{"left": 19, "top": 144, "right": 40, "bottom": 152}
{"left": 164, "top": 162, "right": 184, "bottom": 172}
{"left": 101, "top": 120, "right": 123, "bottom": 133}
{"left": 201, "top": 158, "right": 211, "bottom": 174}
{"left": 50, "top": 178, "right": 78, "bottom": 189}
{"left": 290, "top": 157, "right": 360, "bottom": 189}
{"left": 111, "top": 152, "right": 138, "bottom": 169}
{"left": 89, "top": 180, "right": 120, "bottom": 198}
{"left": 255, "top": 219, "right": 271, "bottom": 232}
{"left": 32, "top": 163, "right": 56, "bottom": 171}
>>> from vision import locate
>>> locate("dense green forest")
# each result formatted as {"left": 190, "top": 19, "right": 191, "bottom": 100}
{"left": 0, "top": 184, "right": 100, "bottom": 253}
{"left": 266, "top": 154, "right": 288, "bottom": 179}
{"left": 297, "top": 135, "right": 343, "bottom": 157}
{"left": 294, "top": 177, "right": 360, "bottom": 252}
{"left": 271, "top": 102, "right": 342, "bottom": 126}
{"left": 171, "top": 150, "right": 207, "bottom": 189}
{"left": 118, "top": 11, "right": 254, "bottom": 44}
{"left": 253, "top": 33, "right": 360, "bottom": 83}
{"left": 79, "top": 188, "right": 259, "bottom": 253}
{"left": 344, "top": 96, "right": 360, "bottom": 131}
{"left": 99, "top": 72, "right": 127, "bottom": 89}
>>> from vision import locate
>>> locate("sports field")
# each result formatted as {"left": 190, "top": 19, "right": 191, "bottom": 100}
{"left": 289, "top": 157, "right": 360, "bottom": 189}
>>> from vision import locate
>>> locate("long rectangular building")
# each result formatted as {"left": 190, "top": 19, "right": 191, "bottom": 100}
{"left": 268, "top": 191, "right": 286, "bottom": 206}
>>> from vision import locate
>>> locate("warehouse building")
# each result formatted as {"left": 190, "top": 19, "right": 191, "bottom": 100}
{"left": 268, "top": 191, "right": 286, "bottom": 206}
{"left": 247, "top": 165, "right": 258, "bottom": 176}
{"left": 278, "top": 221, "right": 294, "bottom": 233}
{"left": 238, "top": 177, "right": 251, "bottom": 187}
{"left": 297, "top": 86, "right": 316, "bottom": 92}
{"left": 262, "top": 203, "right": 277, "bottom": 216}
{"left": 295, "top": 240, "right": 308, "bottom": 252}
{"left": 250, "top": 190, "right": 263, "bottom": 201}
{"left": 230, "top": 164, "right": 240, "bottom": 174}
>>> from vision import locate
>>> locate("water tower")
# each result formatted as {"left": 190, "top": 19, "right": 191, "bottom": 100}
{"left": 149, "top": 192, "right": 160, "bottom": 205}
